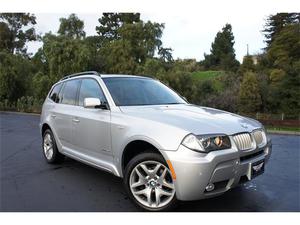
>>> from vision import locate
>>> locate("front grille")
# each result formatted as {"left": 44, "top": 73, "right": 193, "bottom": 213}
{"left": 233, "top": 133, "right": 253, "bottom": 150}
{"left": 252, "top": 130, "right": 265, "bottom": 146}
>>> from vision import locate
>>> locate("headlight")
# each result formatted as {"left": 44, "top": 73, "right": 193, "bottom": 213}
{"left": 182, "top": 134, "right": 231, "bottom": 153}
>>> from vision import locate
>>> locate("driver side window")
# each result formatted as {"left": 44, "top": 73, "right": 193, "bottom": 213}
{"left": 78, "top": 79, "right": 106, "bottom": 106}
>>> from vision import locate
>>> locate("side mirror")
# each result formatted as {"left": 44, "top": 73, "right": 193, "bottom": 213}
{"left": 83, "top": 98, "right": 109, "bottom": 110}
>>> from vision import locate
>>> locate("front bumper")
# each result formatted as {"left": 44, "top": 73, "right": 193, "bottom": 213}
{"left": 163, "top": 139, "right": 272, "bottom": 201}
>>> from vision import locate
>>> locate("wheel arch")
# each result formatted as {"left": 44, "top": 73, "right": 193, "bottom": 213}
{"left": 121, "top": 138, "right": 167, "bottom": 174}
{"left": 41, "top": 123, "right": 52, "bottom": 136}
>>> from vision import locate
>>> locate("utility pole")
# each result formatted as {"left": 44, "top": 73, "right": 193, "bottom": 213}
{"left": 247, "top": 44, "right": 249, "bottom": 56}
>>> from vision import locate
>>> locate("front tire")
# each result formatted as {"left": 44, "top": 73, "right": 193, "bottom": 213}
{"left": 42, "top": 129, "right": 65, "bottom": 164}
{"left": 124, "top": 152, "right": 178, "bottom": 211}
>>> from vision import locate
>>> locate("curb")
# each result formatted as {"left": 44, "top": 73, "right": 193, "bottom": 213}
{"left": 267, "top": 130, "right": 300, "bottom": 136}
{"left": 0, "top": 111, "right": 40, "bottom": 116}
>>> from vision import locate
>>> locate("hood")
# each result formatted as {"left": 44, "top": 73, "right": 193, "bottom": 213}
{"left": 119, "top": 104, "right": 262, "bottom": 135}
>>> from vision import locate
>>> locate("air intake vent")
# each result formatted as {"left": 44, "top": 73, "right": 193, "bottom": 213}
{"left": 233, "top": 133, "right": 253, "bottom": 151}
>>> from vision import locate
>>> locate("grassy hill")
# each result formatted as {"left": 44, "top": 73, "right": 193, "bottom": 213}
{"left": 191, "top": 70, "right": 225, "bottom": 91}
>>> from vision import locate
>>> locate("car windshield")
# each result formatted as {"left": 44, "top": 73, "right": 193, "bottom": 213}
{"left": 103, "top": 77, "right": 186, "bottom": 106}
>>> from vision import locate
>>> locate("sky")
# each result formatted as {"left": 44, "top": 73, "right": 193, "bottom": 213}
{"left": 17, "top": 0, "right": 298, "bottom": 62}
{"left": 26, "top": 12, "right": 267, "bottom": 62}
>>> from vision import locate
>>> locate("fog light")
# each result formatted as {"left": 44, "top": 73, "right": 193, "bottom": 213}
{"left": 205, "top": 183, "right": 215, "bottom": 192}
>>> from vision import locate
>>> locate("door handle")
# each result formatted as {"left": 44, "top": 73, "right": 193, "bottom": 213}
{"left": 51, "top": 114, "right": 56, "bottom": 119}
{"left": 72, "top": 118, "right": 80, "bottom": 123}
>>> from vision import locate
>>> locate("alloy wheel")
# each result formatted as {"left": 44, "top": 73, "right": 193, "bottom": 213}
{"left": 129, "top": 160, "right": 175, "bottom": 209}
{"left": 43, "top": 133, "right": 54, "bottom": 160}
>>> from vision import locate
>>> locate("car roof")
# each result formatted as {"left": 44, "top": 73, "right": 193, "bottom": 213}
{"left": 54, "top": 73, "right": 152, "bottom": 87}
{"left": 100, "top": 74, "right": 151, "bottom": 79}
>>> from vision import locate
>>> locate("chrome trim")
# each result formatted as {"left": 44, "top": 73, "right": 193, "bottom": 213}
{"left": 252, "top": 129, "right": 267, "bottom": 147}
{"left": 232, "top": 133, "right": 254, "bottom": 151}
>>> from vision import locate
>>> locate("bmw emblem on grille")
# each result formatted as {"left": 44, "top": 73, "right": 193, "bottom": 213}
{"left": 240, "top": 123, "right": 248, "bottom": 129}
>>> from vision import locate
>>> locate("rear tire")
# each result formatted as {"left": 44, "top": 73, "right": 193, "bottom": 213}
{"left": 42, "top": 129, "right": 65, "bottom": 164}
{"left": 124, "top": 152, "right": 178, "bottom": 211}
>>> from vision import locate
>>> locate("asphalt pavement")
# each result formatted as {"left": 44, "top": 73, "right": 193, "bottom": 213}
{"left": 0, "top": 112, "right": 299, "bottom": 212}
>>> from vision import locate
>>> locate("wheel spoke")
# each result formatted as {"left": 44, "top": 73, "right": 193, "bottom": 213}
{"left": 145, "top": 188, "right": 152, "bottom": 206}
{"left": 140, "top": 164, "right": 150, "bottom": 176}
{"left": 158, "top": 188, "right": 173, "bottom": 196}
{"left": 151, "top": 164, "right": 161, "bottom": 176}
{"left": 155, "top": 189, "right": 161, "bottom": 206}
{"left": 134, "top": 188, "right": 147, "bottom": 195}
{"left": 135, "top": 168, "right": 148, "bottom": 184}
{"left": 157, "top": 168, "right": 167, "bottom": 184}
{"left": 161, "top": 168, "right": 167, "bottom": 178}
{"left": 162, "top": 180, "right": 174, "bottom": 189}
{"left": 131, "top": 179, "right": 146, "bottom": 188}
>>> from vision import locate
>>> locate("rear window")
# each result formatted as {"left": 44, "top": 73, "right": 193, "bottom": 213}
{"left": 60, "top": 79, "right": 81, "bottom": 105}
{"left": 49, "top": 83, "right": 62, "bottom": 103}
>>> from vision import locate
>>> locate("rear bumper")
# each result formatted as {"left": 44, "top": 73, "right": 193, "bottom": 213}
{"left": 164, "top": 140, "right": 272, "bottom": 201}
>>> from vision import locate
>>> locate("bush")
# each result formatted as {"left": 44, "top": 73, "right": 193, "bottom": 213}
{"left": 0, "top": 96, "right": 43, "bottom": 113}
{"left": 16, "top": 96, "right": 43, "bottom": 113}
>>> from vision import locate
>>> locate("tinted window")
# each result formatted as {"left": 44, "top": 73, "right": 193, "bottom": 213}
{"left": 78, "top": 79, "right": 106, "bottom": 106}
{"left": 103, "top": 77, "right": 186, "bottom": 106}
{"left": 60, "top": 79, "right": 80, "bottom": 105}
{"left": 49, "top": 83, "right": 62, "bottom": 103}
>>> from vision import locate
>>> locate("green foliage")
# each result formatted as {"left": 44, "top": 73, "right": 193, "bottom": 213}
{"left": 41, "top": 33, "right": 93, "bottom": 81}
{"left": 158, "top": 47, "right": 173, "bottom": 62}
{"left": 0, "top": 12, "right": 299, "bottom": 118}
{"left": 191, "top": 70, "right": 223, "bottom": 81}
{"left": 203, "top": 24, "right": 240, "bottom": 72}
{"left": 238, "top": 72, "right": 262, "bottom": 113}
{"left": 16, "top": 96, "right": 43, "bottom": 112}
{"left": 138, "top": 58, "right": 167, "bottom": 76}
{"left": 99, "top": 20, "right": 164, "bottom": 74}
{"left": 267, "top": 24, "right": 300, "bottom": 69}
{"left": 96, "top": 13, "right": 140, "bottom": 42}
{"left": 159, "top": 72, "right": 196, "bottom": 103}
{"left": 0, "top": 52, "right": 32, "bottom": 102}
{"left": 263, "top": 13, "right": 299, "bottom": 47}
{"left": 0, "top": 13, "right": 37, "bottom": 55}
{"left": 264, "top": 22, "right": 300, "bottom": 115}
{"left": 32, "top": 72, "right": 52, "bottom": 100}
{"left": 58, "top": 14, "right": 86, "bottom": 39}
{"left": 240, "top": 55, "right": 256, "bottom": 73}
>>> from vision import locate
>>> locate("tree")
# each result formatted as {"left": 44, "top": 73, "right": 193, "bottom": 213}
{"left": 99, "top": 20, "right": 164, "bottom": 73}
{"left": 158, "top": 47, "right": 173, "bottom": 62}
{"left": 263, "top": 13, "right": 300, "bottom": 47}
{"left": 0, "top": 13, "right": 37, "bottom": 54}
{"left": 238, "top": 72, "right": 262, "bottom": 113}
{"left": 58, "top": 14, "right": 86, "bottom": 39}
{"left": 267, "top": 23, "right": 300, "bottom": 70}
{"left": 239, "top": 55, "right": 256, "bottom": 73}
{"left": 40, "top": 33, "right": 92, "bottom": 81}
{"left": 96, "top": 13, "right": 140, "bottom": 41}
{"left": 265, "top": 23, "right": 300, "bottom": 114}
{"left": 203, "top": 24, "right": 239, "bottom": 71}
{"left": 0, "top": 52, "right": 32, "bottom": 101}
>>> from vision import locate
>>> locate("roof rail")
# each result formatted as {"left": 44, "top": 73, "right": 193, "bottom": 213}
{"left": 59, "top": 71, "right": 101, "bottom": 81}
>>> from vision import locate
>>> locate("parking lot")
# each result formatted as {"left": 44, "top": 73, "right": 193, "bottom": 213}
{"left": 0, "top": 112, "right": 299, "bottom": 211}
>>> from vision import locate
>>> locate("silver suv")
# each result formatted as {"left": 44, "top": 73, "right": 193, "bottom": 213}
{"left": 40, "top": 71, "right": 272, "bottom": 211}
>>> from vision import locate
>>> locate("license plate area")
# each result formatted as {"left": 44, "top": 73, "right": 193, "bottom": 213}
{"left": 251, "top": 159, "right": 265, "bottom": 179}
